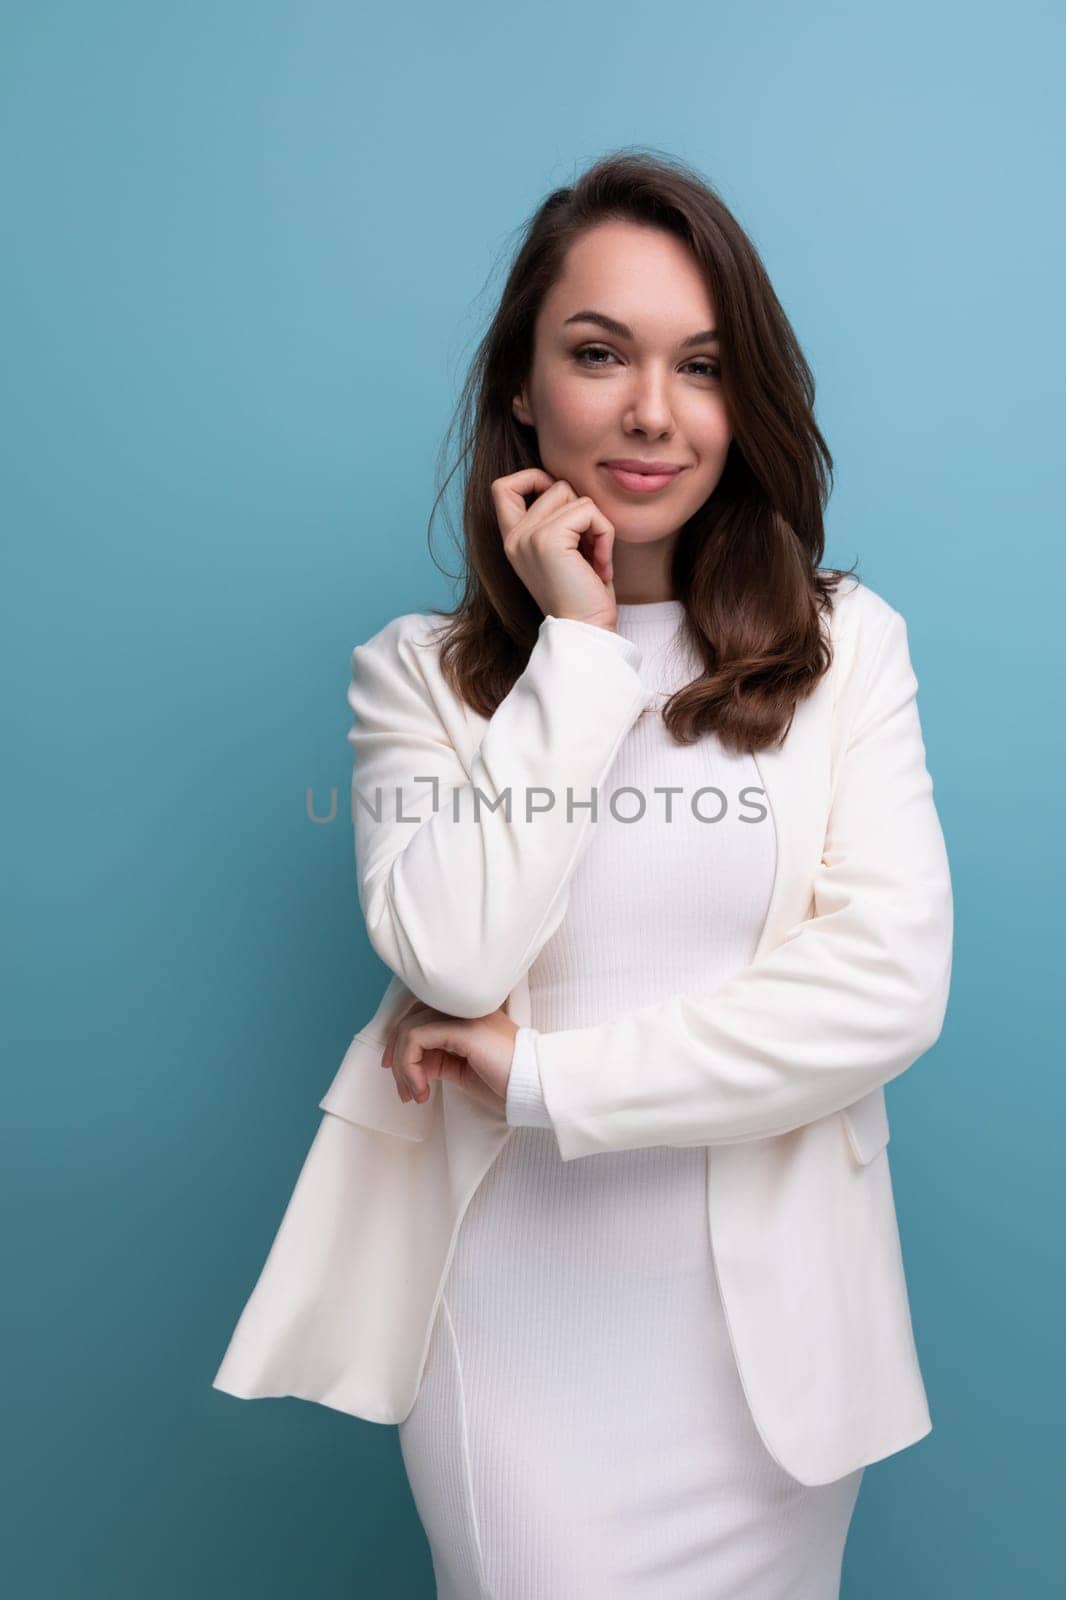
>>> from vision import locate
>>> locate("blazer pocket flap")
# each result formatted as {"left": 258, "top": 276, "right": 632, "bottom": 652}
{"left": 319, "top": 1027, "right": 438, "bottom": 1142}
{"left": 840, "top": 1086, "right": 891, "bottom": 1165}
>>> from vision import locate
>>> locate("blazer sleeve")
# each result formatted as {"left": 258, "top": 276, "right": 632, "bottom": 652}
{"left": 348, "top": 613, "right": 651, "bottom": 1018}
{"left": 530, "top": 605, "right": 955, "bottom": 1161}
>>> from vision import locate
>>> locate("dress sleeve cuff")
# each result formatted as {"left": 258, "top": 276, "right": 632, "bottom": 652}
{"left": 505, "top": 1026, "right": 552, "bottom": 1127}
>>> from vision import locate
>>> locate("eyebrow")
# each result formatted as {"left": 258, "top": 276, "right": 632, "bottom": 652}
{"left": 562, "top": 310, "right": 719, "bottom": 348}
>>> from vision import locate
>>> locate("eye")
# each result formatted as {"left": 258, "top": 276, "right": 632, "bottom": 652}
{"left": 573, "top": 345, "right": 720, "bottom": 380}
{"left": 573, "top": 344, "right": 619, "bottom": 367}
{"left": 684, "top": 359, "right": 721, "bottom": 380}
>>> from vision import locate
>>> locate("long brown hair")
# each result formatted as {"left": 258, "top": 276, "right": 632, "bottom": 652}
{"left": 422, "top": 148, "right": 857, "bottom": 754}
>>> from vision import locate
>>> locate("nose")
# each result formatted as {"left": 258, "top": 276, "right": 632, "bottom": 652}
{"left": 623, "top": 369, "right": 675, "bottom": 437}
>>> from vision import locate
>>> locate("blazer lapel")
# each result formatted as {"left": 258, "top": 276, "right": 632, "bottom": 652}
{"left": 748, "top": 676, "right": 831, "bottom": 960}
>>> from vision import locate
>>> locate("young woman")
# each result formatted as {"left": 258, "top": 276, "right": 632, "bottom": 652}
{"left": 214, "top": 150, "right": 954, "bottom": 1599}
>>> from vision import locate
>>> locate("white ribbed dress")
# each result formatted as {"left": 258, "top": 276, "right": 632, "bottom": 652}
{"left": 397, "top": 600, "right": 864, "bottom": 1599}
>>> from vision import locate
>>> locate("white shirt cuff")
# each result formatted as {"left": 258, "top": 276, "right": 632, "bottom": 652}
{"left": 505, "top": 1026, "right": 552, "bottom": 1127}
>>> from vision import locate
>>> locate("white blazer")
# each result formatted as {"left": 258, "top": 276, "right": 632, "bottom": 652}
{"left": 213, "top": 573, "right": 954, "bottom": 1488}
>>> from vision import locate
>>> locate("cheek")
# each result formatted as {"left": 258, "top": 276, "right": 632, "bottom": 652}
{"left": 687, "top": 395, "right": 731, "bottom": 453}
{"left": 683, "top": 409, "right": 732, "bottom": 497}
{"left": 539, "top": 379, "right": 615, "bottom": 444}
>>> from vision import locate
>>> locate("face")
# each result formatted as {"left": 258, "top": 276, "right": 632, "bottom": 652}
{"left": 513, "top": 220, "right": 731, "bottom": 555}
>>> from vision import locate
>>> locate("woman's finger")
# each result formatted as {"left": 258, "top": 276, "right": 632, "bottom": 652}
{"left": 396, "top": 1014, "right": 475, "bottom": 1101}
{"left": 490, "top": 468, "right": 558, "bottom": 539}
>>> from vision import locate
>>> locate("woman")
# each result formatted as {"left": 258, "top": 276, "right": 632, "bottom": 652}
{"left": 213, "top": 151, "right": 953, "bottom": 1598}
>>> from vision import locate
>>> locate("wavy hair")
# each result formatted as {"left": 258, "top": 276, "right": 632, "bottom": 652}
{"left": 421, "top": 147, "right": 857, "bottom": 754}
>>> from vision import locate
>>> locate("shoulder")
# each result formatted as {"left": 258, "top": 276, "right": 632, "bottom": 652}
{"left": 822, "top": 570, "right": 902, "bottom": 635}
{"left": 348, "top": 610, "right": 458, "bottom": 721}
{"left": 353, "top": 608, "right": 450, "bottom": 655}
{"left": 351, "top": 609, "right": 452, "bottom": 675}
{"left": 817, "top": 574, "right": 924, "bottom": 744}
{"left": 820, "top": 571, "right": 908, "bottom": 684}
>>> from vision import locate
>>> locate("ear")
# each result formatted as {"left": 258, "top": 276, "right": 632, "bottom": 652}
{"left": 512, "top": 388, "right": 534, "bottom": 427}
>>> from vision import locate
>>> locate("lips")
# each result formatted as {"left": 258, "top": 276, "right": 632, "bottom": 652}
{"left": 602, "top": 460, "right": 685, "bottom": 475}
{"left": 601, "top": 461, "right": 687, "bottom": 494}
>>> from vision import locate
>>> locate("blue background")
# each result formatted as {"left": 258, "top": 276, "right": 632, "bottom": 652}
{"left": 4, "top": 1, "right": 1061, "bottom": 1594}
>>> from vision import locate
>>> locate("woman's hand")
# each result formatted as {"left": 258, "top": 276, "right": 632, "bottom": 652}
{"left": 491, "top": 468, "right": 619, "bottom": 629}
{"left": 381, "top": 1002, "right": 519, "bottom": 1112}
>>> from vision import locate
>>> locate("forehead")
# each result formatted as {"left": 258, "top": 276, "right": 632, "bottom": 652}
{"left": 543, "top": 220, "right": 717, "bottom": 330}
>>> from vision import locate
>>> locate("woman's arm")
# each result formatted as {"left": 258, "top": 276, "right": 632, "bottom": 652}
{"left": 349, "top": 611, "right": 650, "bottom": 1019}
{"left": 515, "top": 606, "right": 954, "bottom": 1159}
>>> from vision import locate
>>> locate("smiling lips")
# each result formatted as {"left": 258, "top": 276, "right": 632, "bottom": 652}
{"left": 601, "top": 460, "right": 687, "bottom": 493}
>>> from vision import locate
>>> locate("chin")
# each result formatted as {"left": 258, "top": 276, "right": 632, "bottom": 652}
{"left": 610, "top": 519, "right": 681, "bottom": 543}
